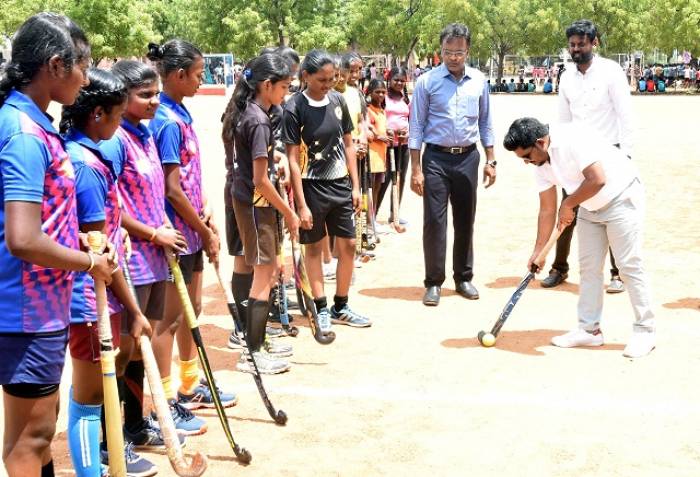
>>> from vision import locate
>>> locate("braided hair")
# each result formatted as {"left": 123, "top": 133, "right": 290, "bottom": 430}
{"left": 0, "top": 12, "right": 90, "bottom": 108}
{"left": 59, "top": 68, "right": 127, "bottom": 134}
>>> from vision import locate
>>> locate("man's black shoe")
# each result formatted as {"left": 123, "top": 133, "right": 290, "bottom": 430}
{"left": 541, "top": 270, "right": 568, "bottom": 288}
{"left": 455, "top": 281, "right": 479, "bottom": 300}
{"left": 422, "top": 286, "right": 441, "bottom": 306}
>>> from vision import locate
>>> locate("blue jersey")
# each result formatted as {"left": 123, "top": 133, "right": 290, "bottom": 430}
{"left": 66, "top": 130, "right": 124, "bottom": 323}
{"left": 0, "top": 90, "right": 79, "bottom": 333}
{"left": 149, "top": 93, "right": 203, "bottom": 255}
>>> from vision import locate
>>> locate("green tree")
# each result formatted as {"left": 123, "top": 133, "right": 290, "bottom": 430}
{"left": 219, "top": 0, "right": 351, "bottom": 60}
{"left": 67, "top": 0, "right": 159, "bottom": 63}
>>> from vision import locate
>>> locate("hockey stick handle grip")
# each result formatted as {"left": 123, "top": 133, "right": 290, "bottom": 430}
{"left": 87, "top": 231, "right": 127, "bottom": 477}
{"left": 530, "top": 227, "right": 564, "bottom": 273}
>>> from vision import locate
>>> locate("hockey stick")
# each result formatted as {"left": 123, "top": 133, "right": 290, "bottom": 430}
{"left": 87, "top": 231, "right": 127, "bottom": 477}
{"left": 122, "top": 259, "right": 208, "bottom": 476}
{"left": 279, "top": 185, "right": 336, "bottom": 345}
{"left": 167, "top": 252, "right": 252, "bottom": 464}
{"left": 274, "top": 186, "right": 299, "bottom": 337}
{"left": 477, "top": 227, "right": 563, "bottom": 347}
{"left": 212, "top": 263, "right": 288, "bottom": 425}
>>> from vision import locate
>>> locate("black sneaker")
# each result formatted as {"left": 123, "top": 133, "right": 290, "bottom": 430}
{"left": 541, "top": 270, "right": 567, "bottom": 288}
{"left": 124, "top": 416, "right": 186, "bottom": 450}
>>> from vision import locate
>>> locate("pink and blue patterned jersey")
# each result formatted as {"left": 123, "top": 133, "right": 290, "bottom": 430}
{"left": 0, "top": 90, "right": 79, "bottom": 333}
{"left": 149, "top": 93, "right": 203, "bottom": 255}
{"left": 103, "top": 121, "right": 167, "bottom": 285}
{"left": 66, "top": 130, "right": 124, "bottom": 323}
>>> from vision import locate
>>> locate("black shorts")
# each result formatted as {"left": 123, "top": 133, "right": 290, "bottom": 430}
{"left": 170, "top": 250, "right": 204, "bottom": 285}
{"left": 123, "top": 281, "right": 167, "bottom": 334}
{"left": 225, "top": 205, "right": 244, "bottom": 257}
{"left": 301, "top": 177, "right": 355, "bottom": 244}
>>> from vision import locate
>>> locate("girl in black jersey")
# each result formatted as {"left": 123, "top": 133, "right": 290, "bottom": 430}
{"left": 223, "top": 53, "right": 299, "bottom": 374}
{"left": 282, "top": 50, "right": 371, "bottom": 330}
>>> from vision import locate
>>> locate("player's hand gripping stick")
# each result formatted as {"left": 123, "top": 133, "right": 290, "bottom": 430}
{"left": 477, "top": 227, "right": 563, "bottom": 347}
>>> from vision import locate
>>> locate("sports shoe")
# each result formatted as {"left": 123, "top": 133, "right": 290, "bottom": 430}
{"left": 322, "top": 258, "right": 337, "bottom": 278}
{"left": 267, "top": 326, "right": 285, "bottom": 336}
{"left": 124, "top": 416, "right": 185, "bottom": 450}
{"left": 154, "top": 400, "right": 207, "bottom": 436}
{"left": 236, "top": 351, "right": 290, "bottom": 374}
{"left": 101, "top": 442, "right": 157, "bottom": 477}
{"left": 551, "top": 328, "right": 603, "bottom": 348}
{"left": 263, "top": 338, "right": 293, "bottom": 358}
{"left": 374, "top": 223, "right": 391, "bottom": 235}
{"left": 623, "top": 331, "right": 656, "bottom": 358}
{"left": 542, "top": 270, "right": 567, "bottom": 288}
{"left": 228, "top": 331, "right": 245, "bottom": 349}
{"left": 177, "top": 380, "right": 238, "bottom": 410}
{"left": 331, "top": 304, "right": 372, "bottom": 327}
{"left": 317, "top": 307, "right": 332, "bottom": 333}
{"left": 607, "top": 276, "right": 625, "bottom": 294}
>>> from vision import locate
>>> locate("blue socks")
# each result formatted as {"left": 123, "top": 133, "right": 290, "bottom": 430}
{"left": 67, "top": 388, "right": 102, "bottom": 477}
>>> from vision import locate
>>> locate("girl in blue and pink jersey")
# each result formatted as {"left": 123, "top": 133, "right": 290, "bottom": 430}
{"left": 0, "top": 13, "right": 114, "bottom": 477}
{"left": 146, "top": 39, "right": 235, "bottom": 413}
{"left": 61, "top": 68, "right": 154, "bottom": 477}
{"left": 108, "top": 59, "right": 203, "bottom": 437}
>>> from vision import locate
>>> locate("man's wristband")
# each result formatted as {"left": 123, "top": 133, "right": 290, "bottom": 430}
{"left": 486, "top": 160, "right": 497, "bottom": 168}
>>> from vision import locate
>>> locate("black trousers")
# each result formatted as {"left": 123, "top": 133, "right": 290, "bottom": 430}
{"left": 422, "top": 146, "right": 479, "bottom": 287}
{"left": 550, "top": 189, "right": 619, "bottom": 277}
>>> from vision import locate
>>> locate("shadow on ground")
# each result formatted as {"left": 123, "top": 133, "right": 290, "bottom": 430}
{"left": 441, "top": 329, "right": 625, "bottom": 356}
{"left": 663, "top": 297, "right": 700, "bottom": 311}
{"left": 485, "top": 276, "right": 580, "bottom": 294}
{"left": 359, "top": 286, "right": 457, "bottom": 301}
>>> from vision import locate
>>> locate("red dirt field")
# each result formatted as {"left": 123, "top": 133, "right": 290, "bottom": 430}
{"left": 2, "top": 94, "right": 699, "bottom": 477}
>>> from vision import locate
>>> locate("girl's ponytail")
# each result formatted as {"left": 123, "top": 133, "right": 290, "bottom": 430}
{"left": 222, "top": 53, "right": 290, "bottom": 144}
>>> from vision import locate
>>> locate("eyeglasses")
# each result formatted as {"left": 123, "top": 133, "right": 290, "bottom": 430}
{"left": 442, "top": 49, "right": 468, "bottom": 59}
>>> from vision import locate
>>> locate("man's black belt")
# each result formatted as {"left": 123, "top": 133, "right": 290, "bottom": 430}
{"left": 426, "top": 143, "right": 476, "bottom": 155}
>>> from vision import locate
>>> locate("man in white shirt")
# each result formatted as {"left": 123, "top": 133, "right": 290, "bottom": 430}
{"left": 542, "top": 19, "right": 633, "bottom": 294}
{"left": 503, "top": 117, "right": 655, "bottom": 358}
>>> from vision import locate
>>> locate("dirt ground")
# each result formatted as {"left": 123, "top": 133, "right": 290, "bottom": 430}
{"left": 5, "top": 94, "right": 700, "bottom": 477}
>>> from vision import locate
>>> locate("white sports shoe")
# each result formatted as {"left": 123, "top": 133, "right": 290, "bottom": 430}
{"left": 623, "top": 332, "right": 656, "bottom": 358}
{"left": 551, "top": 328, "right": 604, "bottom": 348}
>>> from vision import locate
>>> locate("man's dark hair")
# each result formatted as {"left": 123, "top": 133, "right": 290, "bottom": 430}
{"left": 565, "top": 19, "right": 597, "bottom": 42}
{"left": 439, "top": 23, "right": 471, "bottom": 46}
{"left": 503, "top": 118, "right": 549, "bottom": 151}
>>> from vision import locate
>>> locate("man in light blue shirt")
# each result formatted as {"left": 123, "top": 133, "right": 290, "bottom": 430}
{"left": 409, "top": 23, "right": 496, "bottom": 306}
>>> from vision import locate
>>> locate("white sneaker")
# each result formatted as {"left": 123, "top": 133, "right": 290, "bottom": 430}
{"left": 322, "top": 258, "right": 337, "bottom": 278}
{"left": 551, "top": 328, "right": 604, "bottom": 348}
{"left": 623, "top": 332, "right": 656, "bottom": 358}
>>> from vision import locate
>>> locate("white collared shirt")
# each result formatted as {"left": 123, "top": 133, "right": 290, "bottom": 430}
{"left": 534, "top": 123, "right": 638, "bottom": 211}
{"left": 558, "top": 56, "right": 633, "bottom": 157}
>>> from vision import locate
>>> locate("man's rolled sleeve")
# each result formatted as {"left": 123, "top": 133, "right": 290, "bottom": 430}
{"left": 478, "top": 79, "right": 495, "bottom": 147}
{"left": 408, "top": 77, "right": 427, "bottom": 150}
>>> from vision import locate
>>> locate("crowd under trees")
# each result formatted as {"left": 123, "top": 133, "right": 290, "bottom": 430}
{"left": 1, "top": 0, "right": 698, "bottom": 71}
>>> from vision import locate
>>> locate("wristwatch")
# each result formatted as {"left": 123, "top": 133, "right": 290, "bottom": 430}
{"left": 486, "top": 160, "right": 497, "bottom": 168}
